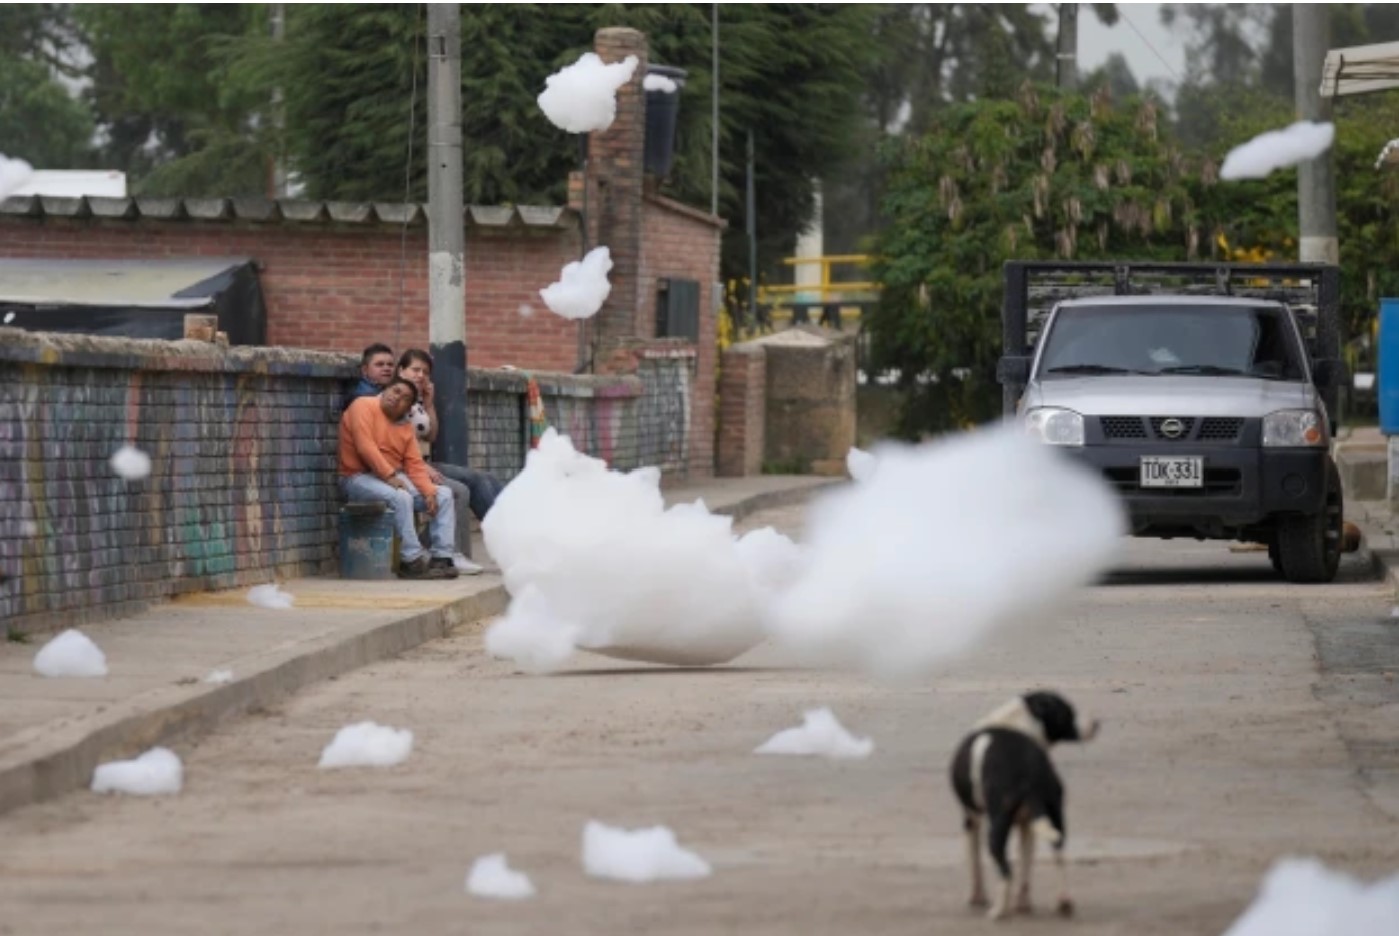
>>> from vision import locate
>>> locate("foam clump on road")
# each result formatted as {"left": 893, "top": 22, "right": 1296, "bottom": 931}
{"left": 33, "top": 628, "right": 109, "bottom": 678}
{"left": 483, "top": 428, "right": 802, "bottom": 671}
{"left": 465, "top": 853, "right": 537, "bottom": 900}
{"left": 767, "top": 424, "right": 1124, "bottom": 677}
{"left": 582, "top": 821, "right": 712, "bottom": 883}
{"left": 537, "top": 52, "right": 638, "bottom": 133}
{"left": 317, "top": 721, "right": 414, "bottom": 769}
{"left": 755, "top": 707, "right": 873, "bottom": 760}
{"left": 247, "top": 583, "right": 295, "bottom": 610}
{"left": 539, "top": 246, "right": 613, "bottom": 320}
{"left": 1221, "top": 857, "right": 1399, "bottom": 936}
{"left": 203, "top": 668, "right": 234, "bottom": 684}
{"left": 109, "top": 443, "right": 152, "bottom": 481}
{"left": 1220, "top": 121, "right": 1334, "bottom": 180}
{"left": 91, "top": 747, "right": 183, "bottom": 796}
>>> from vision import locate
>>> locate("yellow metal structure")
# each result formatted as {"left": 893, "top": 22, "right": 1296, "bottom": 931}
{"left": 757, "top": 254, "right": 879, "bottom": 305}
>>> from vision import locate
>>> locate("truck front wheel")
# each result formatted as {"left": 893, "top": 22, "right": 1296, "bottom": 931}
{"left": 1274, "top": 463, "right": 1343, "bottom": 584}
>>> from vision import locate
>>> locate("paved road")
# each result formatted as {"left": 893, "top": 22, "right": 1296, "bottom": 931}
{"left": 2, "top": 504, "right": 1398, "bottom": 935}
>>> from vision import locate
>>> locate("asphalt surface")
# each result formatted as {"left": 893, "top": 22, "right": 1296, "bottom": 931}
{"left": 1, "top": 504, "right": 1396, "bottom": 936}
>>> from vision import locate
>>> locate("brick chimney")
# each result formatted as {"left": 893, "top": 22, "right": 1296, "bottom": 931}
{"left": 577, "top": 27, "right": 648, "bottom": 373}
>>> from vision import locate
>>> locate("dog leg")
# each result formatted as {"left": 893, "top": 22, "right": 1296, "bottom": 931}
{"left": 1015, "top": 820, "right": 1035, "bottom": 913}
{"left": 986, "top": 815, "right": 1015, "bottom": 921}
{"left": 1052, "top": 845, "right": 1074, "bottom": 917}
{"left": 964, "top": 814, "right": 988, "bottom": 907}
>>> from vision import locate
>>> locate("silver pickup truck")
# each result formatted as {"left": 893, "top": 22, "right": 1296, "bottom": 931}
{"left": 998, "top": 262, "right": 1346, "bottom": 583}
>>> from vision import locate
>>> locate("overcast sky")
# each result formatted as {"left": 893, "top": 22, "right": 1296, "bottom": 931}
{"left": 1075, "top": 2, "right": 1190, "bottom": 89}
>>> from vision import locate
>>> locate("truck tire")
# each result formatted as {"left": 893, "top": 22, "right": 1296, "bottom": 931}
{"left": 1274, "top": 462, "right": 1343, "bottom": 584}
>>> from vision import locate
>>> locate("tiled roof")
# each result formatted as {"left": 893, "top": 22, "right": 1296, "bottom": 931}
{"left": 0, "top": 195, "right": 576, "bottom": 229}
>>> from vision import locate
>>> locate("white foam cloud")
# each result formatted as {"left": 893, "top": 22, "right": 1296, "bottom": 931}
{"left": 482, "top": 429, "right": 802, "bottom": 671}
{"left": 466, "top": 853, "right": 537, "bottom": 900}
{"left": 539, "top": 247, "right": 613, "bottom": 320}
{"left": 846, "top": 446, "right": 878, "bottom": 482}
{"left": 203, "top": 668, "right": 234, "bottom": 685}
{"left": 0, "top": 154, "right": 33, "bottom": 199}
{"left": 537, "top": 53, "right": 639, "bottom": 134}
{"left": 754, "top": 707, "right": 873, "bottom": 759}
{"left": 643, "top": 74, "right": 678, "bottom": 93}
{"left": 766, "top": 425, "right": 1123, "bottom": 677}
{"left": 33, "top": 628, "right": 108, "bottom": 678}
{"left": 582, "top": 821, "right": 711, "bottom": 883}
{"left": 109, "top": 444, "right": 152, "bottom": 481}
{"left": 1221, "top": 858, "right": 1399, "bottom": 936}
{"left": 1221, "top": 121, "right": 1335, "bottom": 180}
{"left": 317, "top": 721, "right": 413, "bottom": 769}
{"left": 91, "top": 747, "right": 183, "bottom": 796}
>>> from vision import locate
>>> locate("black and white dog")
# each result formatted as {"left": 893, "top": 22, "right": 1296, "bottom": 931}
{"left": 949, "top": 691, "right": 1098, "bottom": 920}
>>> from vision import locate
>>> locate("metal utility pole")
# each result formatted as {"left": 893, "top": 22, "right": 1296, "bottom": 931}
{"left": 1294, "top": 4, "right": 1339, "bottom": 264}
{"left": 746, "top": 129, "right": 757, "bottom": 329}
{"left": 427, "top": 4, "right": 468, "bottom": 465}
{"left": 1055, "top": 3, "right": 1079, "bottom": 91}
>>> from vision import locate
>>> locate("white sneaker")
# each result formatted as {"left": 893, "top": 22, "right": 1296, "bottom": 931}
{"left": 452, "top": 553, "right": 484, "bottom": 575}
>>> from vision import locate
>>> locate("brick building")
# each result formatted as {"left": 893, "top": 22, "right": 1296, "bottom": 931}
{"left": 0, "top": 28, "right": 722, "bottom": 476}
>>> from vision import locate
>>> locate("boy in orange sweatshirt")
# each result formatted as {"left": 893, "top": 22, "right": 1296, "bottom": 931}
{"left": 338, "top": 378, "right": 458, "bottom": 579}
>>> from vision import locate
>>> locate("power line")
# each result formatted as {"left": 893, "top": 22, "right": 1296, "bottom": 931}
{"left": 1118, "top": 6, "right": 1184, "bottom": 86}
{"left": 396, "top": 4, "right": 424, "bottom": 352}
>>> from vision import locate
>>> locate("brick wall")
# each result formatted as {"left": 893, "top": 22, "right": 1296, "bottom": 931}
{"left": 717, "top": 344, "right": 767, "bottom": 477}
{"left": 640, "top": 196, "right": 722, "bottom": 476}
{"left": 0, "top": 328, "right": 697, "bottom": 633}
{"left": 0, "top": 217, "right": 582, "bottom": 373}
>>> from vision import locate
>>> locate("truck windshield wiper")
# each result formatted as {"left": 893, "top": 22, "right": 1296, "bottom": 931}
{"left": 1044, "top": 364, "right": 1143, "bottom": 375}
{"left": 1154, "top": 365, "right": 1249, "bottom": 376}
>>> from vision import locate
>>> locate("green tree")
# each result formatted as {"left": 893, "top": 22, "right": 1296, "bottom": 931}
{"left": 0, "top": 4, "right": 93, "bottom": 168}
{"left": 77, "top": 3, "right": 269, "bottom": 195}
{"left": 870, "top": 86, "right": 1231, "bottom": 436}
{"left": 227, "top": 3, "right": 879, "bottom": 281}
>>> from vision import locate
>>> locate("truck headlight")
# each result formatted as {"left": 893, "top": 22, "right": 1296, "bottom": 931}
{"left": 1025, "top": 407, "right": 1085, "bottom": 446}
{"left": 1262, "top": 409, "right": 1327, "bottom": 447}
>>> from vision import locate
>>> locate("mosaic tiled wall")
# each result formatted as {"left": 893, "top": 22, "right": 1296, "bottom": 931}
{"left": 0, "top": 330, "right": 698, "bottom": 633}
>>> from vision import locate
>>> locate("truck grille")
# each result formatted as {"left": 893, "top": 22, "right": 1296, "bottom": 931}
{"left": 1098, "top": 416, "right": 1245, "bottom": 443}
{"left": 1197, "top": 418, "right": 1244, "bottom": 441}
{"left": 1100, "top": 417, "right": 1148, "bottom": 439}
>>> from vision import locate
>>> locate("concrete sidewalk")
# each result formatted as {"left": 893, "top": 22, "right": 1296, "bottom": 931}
{"left": 0, "top": 474, "right": 837, "bottom": 816}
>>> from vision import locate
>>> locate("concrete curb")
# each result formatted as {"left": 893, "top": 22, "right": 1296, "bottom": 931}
{"left": 708, "top": 478, "right": 844, "bottom": 523}
{"left": 0, "top": 586, "right": 508, "bottom": 817}
{"left": 1351, "top": 501, "right": 1399, "bottom": 596}
{"left": 0, "top": 480, "right": 838, "bottom": 817}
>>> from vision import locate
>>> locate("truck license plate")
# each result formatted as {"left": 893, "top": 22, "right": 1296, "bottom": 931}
{"left": 1140, "top": 456, "right": 1203, "bottom": 488}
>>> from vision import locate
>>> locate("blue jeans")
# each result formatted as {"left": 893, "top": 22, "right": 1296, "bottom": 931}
{"left": 339, "top": 472, "right": 456, "bottom": 563}
{"left": 430, "top": 463, "right": 503, "bottom": 521}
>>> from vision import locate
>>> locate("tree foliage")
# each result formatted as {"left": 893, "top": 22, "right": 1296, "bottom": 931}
{"left": 0, "top": 4, "right": 93, "bottom": 168}
{"left": 869, "top": 80, "right": 1399, "bottom": 437}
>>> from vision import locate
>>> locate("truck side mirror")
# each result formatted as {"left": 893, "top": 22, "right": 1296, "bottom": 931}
{"left": 1312, "top": 358, "right": 1345, "bottom": 388}
{"left": 997, "top": 356, "right": 1031, "bottom": 385}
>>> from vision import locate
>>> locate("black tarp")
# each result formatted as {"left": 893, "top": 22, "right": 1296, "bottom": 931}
{"left": 0, "top": 257, "right": 267, "bottom": 345}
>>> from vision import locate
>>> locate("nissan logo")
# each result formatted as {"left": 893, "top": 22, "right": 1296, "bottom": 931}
{"left": 1159, "top": 418, "right": 1186, "bottom": 439}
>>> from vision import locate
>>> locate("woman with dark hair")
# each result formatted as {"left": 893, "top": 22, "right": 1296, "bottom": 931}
{"left": 397, "top": 349, "right": 505, "bottom": 573}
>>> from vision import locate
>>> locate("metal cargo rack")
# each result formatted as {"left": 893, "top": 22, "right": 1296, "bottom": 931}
{"left": 1000, "top": 260, "right": 1342, "bottom": 417}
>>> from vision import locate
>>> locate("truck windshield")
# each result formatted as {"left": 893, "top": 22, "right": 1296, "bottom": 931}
{"left": 1037, "top": 304, "right": 1305, "bottom": 381}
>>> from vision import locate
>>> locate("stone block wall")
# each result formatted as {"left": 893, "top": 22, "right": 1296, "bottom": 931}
{"left": 0, "top": 328, "right": 698, "bottom": 633}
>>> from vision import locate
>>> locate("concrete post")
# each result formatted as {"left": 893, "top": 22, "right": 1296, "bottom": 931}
{"left": 427, "top": 3, "right": 468, "bottom": 464}
{"left": 1294, "top": 4, "right": 1339, "bottom": 264}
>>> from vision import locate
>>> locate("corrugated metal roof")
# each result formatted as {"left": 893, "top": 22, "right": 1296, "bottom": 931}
{"left": 0, "top": 257, "right": 249, "bottom": 308}
{"left": 0, "top": 195, "right": 576, "bottom": 229}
